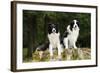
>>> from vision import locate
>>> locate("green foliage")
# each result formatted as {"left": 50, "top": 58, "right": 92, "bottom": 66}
{"left": 23, "top": 10, "right": 91, "bottom": 61}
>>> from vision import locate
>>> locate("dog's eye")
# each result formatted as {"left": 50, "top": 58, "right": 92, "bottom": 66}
{"left": 76, "top": 22, "right": 79, "bottom": 27}
{"left": 76, "top": 21, "right": 79, "bottom": 24}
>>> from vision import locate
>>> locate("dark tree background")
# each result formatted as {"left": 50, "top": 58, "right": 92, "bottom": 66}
{"left": 23, "top": 10, "right": 91, "bottom": 61}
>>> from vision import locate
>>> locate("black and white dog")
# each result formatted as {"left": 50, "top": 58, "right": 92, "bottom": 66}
{"left": 63, "top": 19, "right": 80, "bottom": 60}
{"left": 63, "top": 19, "right": 80, "bottom": 49}
{"left": 48, "top": 23, "right": 62, "bottom": 60}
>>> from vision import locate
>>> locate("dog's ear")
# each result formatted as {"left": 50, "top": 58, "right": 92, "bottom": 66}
{"left": 48, "top": 23, "right": 52, "bottom": 34}
{"left": 70, "top": 21, "right": 74, "bottom": 31}
{"left": 76, "top": 21, "right": 80, "bottom": 27}
{"left": 55, "top": 23, "right": 59, "bottom": 33}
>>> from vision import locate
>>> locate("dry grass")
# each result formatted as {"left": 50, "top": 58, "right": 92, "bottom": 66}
{"left": 31, "top": 48, "right": 91, "bottom": 62}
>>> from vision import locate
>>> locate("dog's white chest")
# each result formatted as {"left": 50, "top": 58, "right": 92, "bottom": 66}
{"left": 68, "top": 30, "right": 79, "bottom": 41}
{"left": 48, "top": 33, "right": 60, "bottom": 48}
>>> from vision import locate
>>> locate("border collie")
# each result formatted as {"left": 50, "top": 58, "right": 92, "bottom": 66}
{"left": 63, "top": 19, "right": 80, "bottom": 60}
{"left": 48, "top": 23, "right": 62, "bottom": 60}
{"left": 63, "top": 19, "right": 80, "bottom": 49}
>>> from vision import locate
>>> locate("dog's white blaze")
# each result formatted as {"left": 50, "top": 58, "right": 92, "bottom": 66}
{"left": 74, "top": 20, "right": 77, "bottom": 24}
{"left": 52, "top": 28, "right": 56, "bottom": 33}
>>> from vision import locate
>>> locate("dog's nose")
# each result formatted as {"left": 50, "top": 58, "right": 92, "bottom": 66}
{"left": 75, "top": 25, "right": 77, "bottom": 28}
{"left": 52, "top": 28, "right": 56, "bottom": 33}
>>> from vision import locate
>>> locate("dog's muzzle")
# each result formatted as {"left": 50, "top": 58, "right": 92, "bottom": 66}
{"left": 52, "top": 28, "right": 56, "bottom": 33}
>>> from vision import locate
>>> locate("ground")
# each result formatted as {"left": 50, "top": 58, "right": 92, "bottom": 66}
{"left": 23, "top": 48, "right": 91, "bottom": 62}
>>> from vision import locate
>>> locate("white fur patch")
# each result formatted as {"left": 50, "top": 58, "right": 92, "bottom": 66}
{"left": 48, "top": 32, "right": 60, "bottom": 48}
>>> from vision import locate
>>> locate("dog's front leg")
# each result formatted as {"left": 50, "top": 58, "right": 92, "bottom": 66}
{"left": 49, "top": 44, "right": 53, "bottom": 60}
{"left": 58, "top": 43, "right": 62, "bottom": 60}
{"left": 73, "top": 42, "right": 77, "bottom": 49}
{"left": 64, "top": 38, "right": 68, "bottom": 49}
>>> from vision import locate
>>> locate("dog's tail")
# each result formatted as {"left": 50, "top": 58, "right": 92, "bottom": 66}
{"left": 36, "top": 41, "right": 49, "bottom": 51}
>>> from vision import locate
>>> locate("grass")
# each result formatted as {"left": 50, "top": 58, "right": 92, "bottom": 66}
{"left": 23, "top": 48, "right": 91, "bottom": 62}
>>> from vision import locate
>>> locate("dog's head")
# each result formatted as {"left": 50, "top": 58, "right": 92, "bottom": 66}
{"left": 70, "top": 19, "right": 80, "bottom": 31}
{"left": 48, "top": 23, "right": 58, "bottom": 34}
